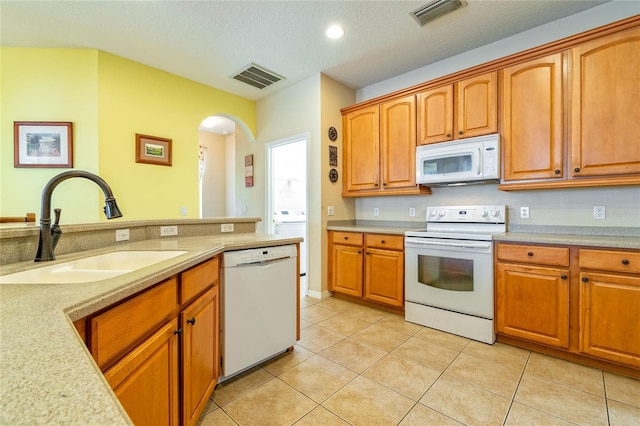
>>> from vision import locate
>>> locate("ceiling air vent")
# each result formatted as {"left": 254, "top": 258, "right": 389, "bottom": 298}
{"left": 411, "top": 0, "right": 465, "bottom": 26}
{"left": 231, "top": 63, "right": 284, "bottom": 89}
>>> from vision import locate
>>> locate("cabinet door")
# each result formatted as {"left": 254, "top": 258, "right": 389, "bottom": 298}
{"left": 364, "top": 248, "right": 404, "bottom": 307}
{"left": 104, "top": 320, "right": 180, "bottom": 426}
{"left": 344, "top": 106, "right": 380, "bottom": 192}
{"left": 579, "top": 272, "right": 640, "bottom": 367}
{"left": 571, "top": 27, "right": 640, "bottom": 177}
{"left": 181, "top": 287, "right": 219, "bottom": 426}
{"left": 502, "top": 53, "right": 564, "bottom": 181}
{"left": 331, "top": 244, "right": 363, "bottom": 297}
{"left": 455, "top": 72, "right": 497, "bottom": 138}
{"left": 418, "top": 85, "right": 453, "bottom": 145}
{"left": 380, "top": 95, "right": 417, "bottom": 189}
{"left": 496, "top": 263, "right": 570, "bottom": 348}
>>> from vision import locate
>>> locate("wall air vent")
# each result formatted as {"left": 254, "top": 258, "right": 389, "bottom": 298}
{"left": 411, "top": 0, "right": 465, "bottom": 26}
{"left": 231, "top": 63, "right": 285, "bottom": 89}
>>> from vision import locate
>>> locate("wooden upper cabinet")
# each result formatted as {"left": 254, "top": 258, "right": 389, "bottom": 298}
{"left": 571, "top": 27, "right": 640, "bottom": 177}
{"left": 502, "top": 53, "right": 564, "bottom": 181}
{"left": 417, "top": 85, "right": 453, "bottom": 145}
{"left": 455, "top": 71, "right": 498, "bottom": 138}
{"left": 380, "top": 95, "right": 417, "bottom": 189}
{"left": 343, "top": 105, "right": 379, "bottom": 192}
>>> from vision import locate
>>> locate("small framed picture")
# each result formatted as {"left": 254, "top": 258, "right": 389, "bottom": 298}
{"left": 135, "top": 133, "right": 172, "bottom": 166}
{"left": 14, "top": 121, "right": 73, "bottom": 168}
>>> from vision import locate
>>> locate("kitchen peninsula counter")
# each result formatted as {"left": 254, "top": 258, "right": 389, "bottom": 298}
{"left": 0, "top": 232, "right": 302, "bottom": 425}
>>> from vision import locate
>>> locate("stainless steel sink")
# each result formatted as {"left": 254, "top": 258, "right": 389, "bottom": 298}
{"left": 0, "top": 250, "right": 188, "bottom": 284}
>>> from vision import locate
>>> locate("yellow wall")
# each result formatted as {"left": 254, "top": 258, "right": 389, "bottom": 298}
{"left": 97, "top": 52, "right": 255, "bottom": 220}
{"left": 0, "top": 48, "right": 255, "bottom": 222}
{"left": 1, "top": 48, "right": 102, "bottom": 222}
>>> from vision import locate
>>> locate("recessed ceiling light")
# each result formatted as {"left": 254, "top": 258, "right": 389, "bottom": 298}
{"left": 325, "top": 25, "right": 344, "bottom": 39}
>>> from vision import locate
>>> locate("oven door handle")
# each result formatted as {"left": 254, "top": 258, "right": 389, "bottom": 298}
{"left": 405, "top": 238, "right": 491, "bottom": 250}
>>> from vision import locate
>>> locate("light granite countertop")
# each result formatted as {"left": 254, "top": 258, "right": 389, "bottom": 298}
{"left": 326, "top": 221, "right": 640, "bottom": 249}
{"left": 0, "top": 233, "right": 302, "bottom": 425}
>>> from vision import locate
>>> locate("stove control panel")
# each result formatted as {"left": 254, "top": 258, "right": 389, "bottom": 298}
{"left": 426, "top": 205, "right": 506, "bottom": 224}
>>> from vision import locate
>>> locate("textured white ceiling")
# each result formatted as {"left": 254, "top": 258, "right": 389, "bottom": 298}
{"left": 2, "top": 0, "right": 610, "bottom": 102}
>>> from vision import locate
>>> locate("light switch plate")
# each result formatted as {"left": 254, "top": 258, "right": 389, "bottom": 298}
{"left": 115, "top": 229, "right": 130, "bottom": 242}
{"left": 160, "top": 226, "right": 178, "bottom": 237}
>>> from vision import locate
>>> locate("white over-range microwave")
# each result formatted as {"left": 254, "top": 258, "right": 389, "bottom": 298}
{"left": 416, "top": 134, "right": 500, "bottom": 185}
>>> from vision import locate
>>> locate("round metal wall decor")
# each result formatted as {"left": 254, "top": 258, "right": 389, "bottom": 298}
{"left": 329, "top": 168, "right": 339, "bottom": 182}
{"left": 328, "top": 126, "right": 338, "bottom": 141}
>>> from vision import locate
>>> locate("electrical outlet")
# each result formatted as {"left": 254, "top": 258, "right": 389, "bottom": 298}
{"left": 409, "top": 208, "right": 416, "bottom": 217}
{"left": 593, "top": 205, "right": 606, "bottom": 220}
{"left": 160, "top": 225, "right": 178, "bottom": 237}
{"left": 520, "top": 207, "right": 530, "bottom": 219}
{"left": 327, "top": 206, "right": 335, "bottom": 216}
{"left": 180, "top": 206, "right": 188, "bottom": 216}
{"left": 115, "top": 229, "right": 130, "bottom": 242}
{"left": 221, "top": 223, "right": 234, "bottom": 232}
{"left": 373, "top": 207, "right": 379, "bottom": 217}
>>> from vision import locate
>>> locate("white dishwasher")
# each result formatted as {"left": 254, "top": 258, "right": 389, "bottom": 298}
{"left": 220, "top": 244, "right": 297, "bottom": 380}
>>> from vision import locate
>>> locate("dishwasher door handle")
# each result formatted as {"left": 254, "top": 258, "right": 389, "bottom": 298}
{"left": 232, "top": 256, "right": 292, "bottom": 268}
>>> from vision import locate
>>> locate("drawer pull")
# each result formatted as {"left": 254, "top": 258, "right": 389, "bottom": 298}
{"left": 527, "top": 251, "right": 534, "bottom": 257}
{"left": 187, "top": 318, "right": 196, "bottom": 326}
{"left": 622, "top": 259, "right": 630, "bottom": 265}
{"left": 582, "top": 277, "right": 589, "bottom": 283}
{"left": 381, "top": 240, "right": 385, "bottom": 244}
{"left": 366, "top": 252, "right": 370, "bottom": 255}
{"left": 560, "top": 275, "right": 567, "bottom": 280}
{"left": 574, "top": 167, "right": 580, "bottom": 173}
{"left": 554, "top": 169, "right": 561, "bottom": 175}
{"left": 344, "top": 236, "right": 348, "bottom": 240}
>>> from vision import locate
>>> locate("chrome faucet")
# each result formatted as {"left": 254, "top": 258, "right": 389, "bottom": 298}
{"left": 35, "top": 170, "right": 123, "bottom": 262}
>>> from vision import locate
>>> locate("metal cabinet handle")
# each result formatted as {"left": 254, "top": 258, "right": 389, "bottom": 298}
{"left": 527, "top": 251, "right": 534, "bottom": 257}
{"left": 554, "top": 169, "right": 561, "bottom": 175}
{"left": 574, "top": 167, "right": 580, "bottom": 173}
{"left": 174, "top": 328, "right": 183, "bottom": 335}
{"left": 582, "top": 277, "right": 589, "bottom": 283}
{"left": 622, "top": 259, "right": 630, "bottom": 265}
{"left": 458, "top": 131, "right": 463, "bottom": 135}
{"left": 446, "top": 133, "right": 451, "bottom": 138}
{"left": 560, "top": 275, "right": 567, "bottom": 280}
{"left": 366, "top": 252, "right": 370, "bottom": 255}
{"left": 383, "top": 183, "right": 387, "bottom": 186}
{"left": 381, "top": 240, "right": 385, "bottom": 244}
{"left": 187, "top": 318, "right": 196, "bottom": 326}
{"left": 344, "top": 236, "right": 348, "bottom": 240}
{"left": 375, "top": 183, "right": 379, "bottom": 187}
{"left": 358, "top": 250, "right": 362, "bottom": 254}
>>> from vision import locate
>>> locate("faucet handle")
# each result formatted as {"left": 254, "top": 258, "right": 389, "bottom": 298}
{"left": 53, "top": 208, "right": 61, "bottom": 226}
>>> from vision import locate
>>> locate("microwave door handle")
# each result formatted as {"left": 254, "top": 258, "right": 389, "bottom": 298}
{"left": 477, "top": 148, "right": 481, "bottom": 175}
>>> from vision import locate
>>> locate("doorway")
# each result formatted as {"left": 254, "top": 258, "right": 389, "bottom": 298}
{"left": 266, "top": 134, "right": 308, "bottom": 294}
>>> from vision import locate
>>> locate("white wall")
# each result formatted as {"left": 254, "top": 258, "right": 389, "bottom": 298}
{"left": 355, "top": 1, "right": 640, "bottom": 231}
{"left": 199, "top": 130, "right": 226, "bottom": 217}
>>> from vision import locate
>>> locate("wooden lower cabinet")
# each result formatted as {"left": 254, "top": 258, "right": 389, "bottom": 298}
{"left": 83, "top": 256, "right": 221, "bottom": 425}
{"left": 495, "top": 263, "right": 569, "bottom": 348}
{"left": 579, "top": 254, "right": 640, "bottom": 368}
{"left": 496, "top": 243, "right": 640, "bottom": 375}
{"left": 329, "top": 231, "right": 404, "bottom": 309}
{"left": 104, "top": 320, "right": 180, "bottom": 426}
{"left": 181, "top": 286, "right": 219, "bottom": 426}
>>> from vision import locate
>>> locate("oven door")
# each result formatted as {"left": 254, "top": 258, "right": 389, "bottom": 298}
{"left": 405, "top": 237, "right": 494, "bottom": 319}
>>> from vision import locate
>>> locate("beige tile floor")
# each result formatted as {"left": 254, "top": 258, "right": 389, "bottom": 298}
{"left": 198, "top": 296, "right": 640, "bottom": 426}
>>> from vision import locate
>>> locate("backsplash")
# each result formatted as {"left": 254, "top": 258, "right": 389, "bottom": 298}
{"left": 356, "top": 184, "right": 640, "bottom": 230}
{"left": 0, "top": 218, "right": 260, "bottom": 266}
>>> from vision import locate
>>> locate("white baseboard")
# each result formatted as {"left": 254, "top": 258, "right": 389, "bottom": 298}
{"left": 306, "top": 289, "right": 333, "bottom": 300}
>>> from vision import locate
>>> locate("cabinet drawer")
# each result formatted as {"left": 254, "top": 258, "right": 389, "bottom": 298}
{"left": 579, "top": 249, "right": 640, "bottom": 274}
{"left": 180, "top": 256, "right": 219, "bottom": 304}
{"left": 497, "top": 243, "right": 569, "bottom": 267}
{"left": 90, "top": 277, "right": 178, "bottom": 370}
{"left": 332, "top": 232, "right": 363, "bottom": 246}
{"left": 365, "top": 234, "right": 404, "bottom": 250}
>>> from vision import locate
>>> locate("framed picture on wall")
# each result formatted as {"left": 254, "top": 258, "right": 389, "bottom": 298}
{"left": 14, "top": 121, "right": 73, "bottom": 168}
{"left": 135, "top": 133, "right": 172, "bottom": 166}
